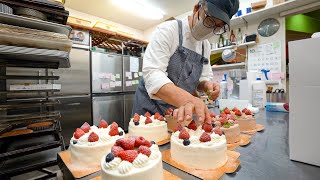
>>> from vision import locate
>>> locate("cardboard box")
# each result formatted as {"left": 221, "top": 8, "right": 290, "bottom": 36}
{"left": 9, "top": 84, "right": 61, "bottom": 91}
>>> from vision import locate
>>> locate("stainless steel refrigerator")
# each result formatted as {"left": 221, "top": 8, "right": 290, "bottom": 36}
{"left": 91, "top": 52, "right": 142, "bottom": 131}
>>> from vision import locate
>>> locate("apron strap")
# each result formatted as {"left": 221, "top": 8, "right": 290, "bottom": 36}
{"left": 177, "top": 20, "right": 183, "bottom": 47}
{"left": 202, "top": 41, "right": 204, "bottom": 56}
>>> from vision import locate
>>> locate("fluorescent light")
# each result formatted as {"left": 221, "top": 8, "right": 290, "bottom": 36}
{"left": 112, "top": 0, "right": 165, "bottom": 20}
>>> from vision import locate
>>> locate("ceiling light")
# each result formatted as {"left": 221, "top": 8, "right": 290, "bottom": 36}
{"left": 112, "top": 0, "right": 165, "bottom": 20}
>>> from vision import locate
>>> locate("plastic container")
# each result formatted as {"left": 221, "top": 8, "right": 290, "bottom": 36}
{"left": 220, "top": 74, "right": 228, "bottom": 99}
{"left": 266, "top": 102, "right": 289, "bottom": 112}
{"left": 252, "top": 76, "right": 266, "bottom": 109}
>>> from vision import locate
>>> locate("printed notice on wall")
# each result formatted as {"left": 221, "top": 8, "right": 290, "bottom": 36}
{"left": 130, "top": 57, "right": 139, "bottom": 72}
{"left": 126, "top": 81, "right": 132, "bottom": 87}
{"left": 248, "top": 41, "right": 281, "bottom": 72}
{"left": 101, "top": 83, "right": 109, "bottom": 90}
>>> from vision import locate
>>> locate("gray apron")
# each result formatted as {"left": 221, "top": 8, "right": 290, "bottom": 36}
{"left": 132, "top": 20, "right": 209, "bottom": 115}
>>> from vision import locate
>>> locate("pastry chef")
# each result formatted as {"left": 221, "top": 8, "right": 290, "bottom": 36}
{"left": 133, "top": 0, "right": 239, "bottom": 124}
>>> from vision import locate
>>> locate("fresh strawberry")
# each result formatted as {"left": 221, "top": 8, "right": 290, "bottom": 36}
{"left": 219, "top": 113, "right": 227, "bottom": 119}
{"left": 144, "top": 140, "right": 152, "bottom": 147}
{"left": 145, "top": 117, "right": 152, "bottom": 124}
{"left": 109, "top": 127, "right": 119, "bottom": 136}
{"left": 115, "top": 138, "right": 123, "bottom": 146}
{"left": 178, "top": 129, "right": 190, "bottom": 140}
{"left": 202, "top": 121, "right": 213, "bottom": 133}
{"left": 283, "top": 103, "right": 289, "bottom": 111}
{"left": 224, "top": 108, "right": 231, "bottom": 114}
{"left": 158, "top": 115, "right": 165, "bottom": 121}
{"left": 187, "top": 120, "right": 197, "bottom": 131}
{"left": 110, "top": 122, "right": 119, "bottom": 130}
{"left": 245, "top": 109, "right": 252, "bottom": 115}
{"left": 133, "top": 113, "right": 140, "bottom": 121}
{"left": 232, "top": 107, "right": 239, "bottom": 112}
{"left": 199, "top": 132, "right": 211, "bottom": 142}
{"left": 174, "top": 124, "right": 183, "bottom": 132}
{"left": 154, "top": 112, "right": 161, "bottom": 119}
{"left": 138, "top": 146, "right": 151, "bottom": 157}
{"left": 99, "top": 119, "right": 108, "bottom": 128}
{"left": 235, "top": 110, "right": 242, "bottom": 116}
{"left": 220, "top": 111, "right": 226, "bottom": 115}
{"left": 118, "top": 150, "right": 138, "bottom": 163}
{"left": 135, "top": 136, "right": 146, "bottom": 147}
{"left": 229, "top": 114, "right": 236, "bottom": 120}
{"left": 74, "top": 128, "right": 85, "bottom": 139}
{"left": 111, "top": 146, "right": 124, "bottom": 157}
{"left": 144, "top": 111, "right": 151, "bottom": 117}
{"left": 80, "top": 122, "right": 90, "bottom": 133}
{"left": 210, "top": 112, "right": 216, "bottom": 118}
{"left": 220, "top": 116, "right": 228, "bottom": 125}
{"left": 213, "top": 127, "right": 223, "bottom": 136}
{"left": 88, "top": 132, "right": 99, "bottom": 142}
{"left": 242, "top": 108, "right": 248, "bottom": 113}
{"left": 118, "top": 138, "right": 135, "bottom": 150}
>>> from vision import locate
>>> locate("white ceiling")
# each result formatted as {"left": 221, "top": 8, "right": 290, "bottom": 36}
{"left": 65, "top": 0, "right": 198, "bottom": 30}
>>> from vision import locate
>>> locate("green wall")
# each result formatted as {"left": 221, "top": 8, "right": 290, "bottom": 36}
{"left": 286, "top": 14, "right": 320, "bottom": 34}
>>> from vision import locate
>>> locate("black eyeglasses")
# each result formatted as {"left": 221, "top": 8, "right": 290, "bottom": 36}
{"left": 199, "top": 6, "right": 229, "bottom": 35}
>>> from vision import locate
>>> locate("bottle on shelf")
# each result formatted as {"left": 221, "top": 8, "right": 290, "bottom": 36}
{"left": 218, "top": 34, "right": 224, "bottom": 48}
{"left": 237, "top": 28, "right": 243, "bottom": 45}
{"left": 223, "top": 33, "right": 229, "bottom": 47}
{"left": 220, "top": 74, "right": 228, "bottom": 99}
{"left": 230, "top": 30, "right": 236, "bottom": 45}
{"left": 252, "top": 73, "right": 267, "bottom": 109}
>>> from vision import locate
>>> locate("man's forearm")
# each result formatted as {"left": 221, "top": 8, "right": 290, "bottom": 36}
{"left": 155, "top": 83, "right": 195, "bottom": 107}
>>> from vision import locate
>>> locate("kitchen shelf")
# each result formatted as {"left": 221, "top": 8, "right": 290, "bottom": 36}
{"left": 230, "top": 0, "right": 320, "bottom": 27}
{"left": 0, "top": 89, "right": 60, "bottom": 95}
{"left": 211, "top": 41, "right": 256, "bottom": 54}
{"left": 212, "top": 62, "right": 246, "bottom": 71}
{"left": 0, "top": 99, "right": 60, "bottom": 110}
{"left": 0, "top": 75, "right": 59, "bottom": 80}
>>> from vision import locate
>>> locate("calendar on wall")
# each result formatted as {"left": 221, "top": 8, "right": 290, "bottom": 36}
{"left": 248, "top": 41, "right": 281, "bottom": 72}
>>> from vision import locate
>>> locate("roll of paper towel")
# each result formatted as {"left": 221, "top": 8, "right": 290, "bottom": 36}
{"left": 246, "top": 71, "right": 258, "bottom": 104}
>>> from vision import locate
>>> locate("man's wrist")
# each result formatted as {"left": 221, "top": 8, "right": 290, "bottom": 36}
{"left": 197, "top": 81, "right": 209, "bottom": 93}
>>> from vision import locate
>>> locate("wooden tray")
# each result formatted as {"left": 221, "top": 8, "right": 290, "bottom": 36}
{"left": 241, "top": 124, "right": 265, "bottom": 135}
{"left": 89, "top": 170, "right": 181, "bottom": 180}
{"left": 227, "top": 134, "right": 252, "bottom": 151}
{"left": 162, "top": 150, "right": 240, "bottom": 180}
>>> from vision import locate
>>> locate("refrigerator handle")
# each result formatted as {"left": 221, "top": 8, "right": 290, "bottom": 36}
{"left": 52, "top": 71, "right": 55, "bottom": 84}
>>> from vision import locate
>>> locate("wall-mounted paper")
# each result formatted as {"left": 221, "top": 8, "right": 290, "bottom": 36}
{"left": 115, "top": 81, "right": 122, "bottom": 87}
{"left": 126, "top": 72, "right": 131, "bottom": 77}
{"left": 116, "top": 74, "right": 121, "bottom": 79}
{"left": 138, "top": 72, "right": 143, "bottom": 76}
{"left": 126, "top": 81, "right": 132, "bottom": 87}
{"left": 134, "top": 72, "right": 139, "bottom": 78}
{"left": 111, "top": 75, "right": 116, "bottom": 81}
{"left": 101, "top": 83, "right": 109, "bottom": 90}
{"left": 110, "top": 82, "right": 116, "bottom": 88}
{"left": 128, "top": 74, "right": 132, "bottom": 80}
{"left": 135, "top": 80, "right": 139, "bottom": 84}
{"left": 132, "top": 81, "right": 136, "bottom": 85}
{"left": 130, "top": 57, "right": 139, "bottom": 72}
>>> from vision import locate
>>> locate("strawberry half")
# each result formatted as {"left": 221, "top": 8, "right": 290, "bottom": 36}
{"left": 232, "top": 107, "right": 239, "bottom": 112}
{"left": 242, "top": 108, "right": 248, "bottom": 113}
{"left": 74, "top": 128, "right": 85, "bottom": 139}
{"left": 99, "top": 119, "right": 108, "bottom": 128}
{"left": 110, "top": 122, "right": 119, "bottom": 130}
{"left": 133, "top": 113, "right": 140, "bottom": 121}
{"left": 109, "top": 127, "right": 119, "bottom": 136}
{"left": 229, "top": 114, "right": 236, "bottom": 120}
{"left": 118, "top": 150, "right": 138, "bottom": 163}
{"left": 235, "top": 110, "right": 242, "bottom": 116}
{"left": 118, "top": 138, "right": 135, "bottom": 150}
{"left": 174, "top": 124, "right": 183, "bottom": 132}
{"left": 144, "top": 140, "right": 152, "bottom": 147}
{"left": 187, "top": 120, "right": 197, "bottom": 131}
{"left": 178, "top": 129, "right": 190, "bottom": 140}
{"left": 245, "top": 109, "right": 252, "bottom": 115}
{"left": 145, "top": 117, "right": 152, "bottom": 124}
{"left": 158, "top": 115, "right": 165, "bottom": 121}
{"left": 144, "top": 111, "right": 151, "bottom": 117}
{"left": 210, "top": 112, "right": 216, "bottom": 118}
{"left": 80, "top": 122, "right": 91, "bottom": 133}
{"left": 134, "top": 136, "right": 146, "bottom": 147}
{"left": 199, "top": 132, "right": 211, "bottom": 142}
{"left": 202, "top": 121, "right": 213, "bottom": 133}
{"left": 154, "top": 112, "right": 161, "bottom": 119}
{"left": 88, "top": 132, "right": 99, "bottom": 142}
{"left": 213, "top": 127, "right": 223, "bottom": 136}
{"left": 138, "top": 146, "right": 151, "bottom": 157}
{"left": 111, "top": 146, "right": 124, "bottom": 157}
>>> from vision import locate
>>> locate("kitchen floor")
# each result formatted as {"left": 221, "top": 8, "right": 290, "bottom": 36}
{"left": 11, "top": 166, "right": 62, "bottom": 180}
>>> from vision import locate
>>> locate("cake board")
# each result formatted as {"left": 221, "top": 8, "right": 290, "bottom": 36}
{"left": 89, "top": 170, "right": 182, "bottom": 180}
{"left": 58, "top": 150, "right": 101, "bottom": 180}
{"left": 162, "top": 150, "right": 240, "bottom": 180}
{"left": 241, "top": 124, "right": 265, "bottom": 135}
{"left": 227, "top": 134, "right": 252, "bottom": 150}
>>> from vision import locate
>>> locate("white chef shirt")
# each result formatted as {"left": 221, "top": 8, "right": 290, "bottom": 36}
{"left": 143, "top": 17, "right": 213, "bottom": 100}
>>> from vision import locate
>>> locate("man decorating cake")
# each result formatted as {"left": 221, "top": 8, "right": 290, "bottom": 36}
{"left": 132, "top": 0, "right": 239, "bottom": 125}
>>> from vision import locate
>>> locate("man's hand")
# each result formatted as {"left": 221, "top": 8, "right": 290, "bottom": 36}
{"left": 172, "top": 97, "right": 211, "bottom": 125}
{"left": 204, "top": 81, "right": 220, "bottom": 100}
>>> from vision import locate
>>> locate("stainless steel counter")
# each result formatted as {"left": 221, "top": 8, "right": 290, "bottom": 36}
{"left": 160, "top": 109, "right": 320, "bottom": 180}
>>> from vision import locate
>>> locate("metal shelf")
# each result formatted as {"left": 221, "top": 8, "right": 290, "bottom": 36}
{"left": 0, "top": 99, "right": 60, "bottom": 110}
{"left": 212, "top": 62, "right": 246, "bottom": 71}
{"left": 211, "top": 41, "right": 256, "bottom": 54}
{"left": 0, "top": 89, "right": 60, "bottom": 95}
{"left": 0, "top": 75, "right": 59, "bottom": 80}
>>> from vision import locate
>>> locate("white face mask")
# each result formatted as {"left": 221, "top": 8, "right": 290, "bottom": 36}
{"left": 191, "top": 12, "right": 214, "bottom": 41}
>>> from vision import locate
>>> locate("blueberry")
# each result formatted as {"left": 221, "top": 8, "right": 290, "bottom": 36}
{"left": 222, "top": 131, "right": 225, "bottom": 135}
{"left": 105, "top": 152, "right": 114, "bottom": 163}
{"left": 183, "top": 139, "right": 190, "bottom": 146}
{"left": 212, "top": 122, "right": 216, "bottom": 128}
{"left": 134, "top": 121, "right": 139, "bottom": 126}
{"left": 73, "top": 140, "right": 77, "bottom": 144}
{"left": 150, "top": 141, "right": 156, "bottom": 145}
{"left": 119, "top": 131, "right": 124, "bottom": 136}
